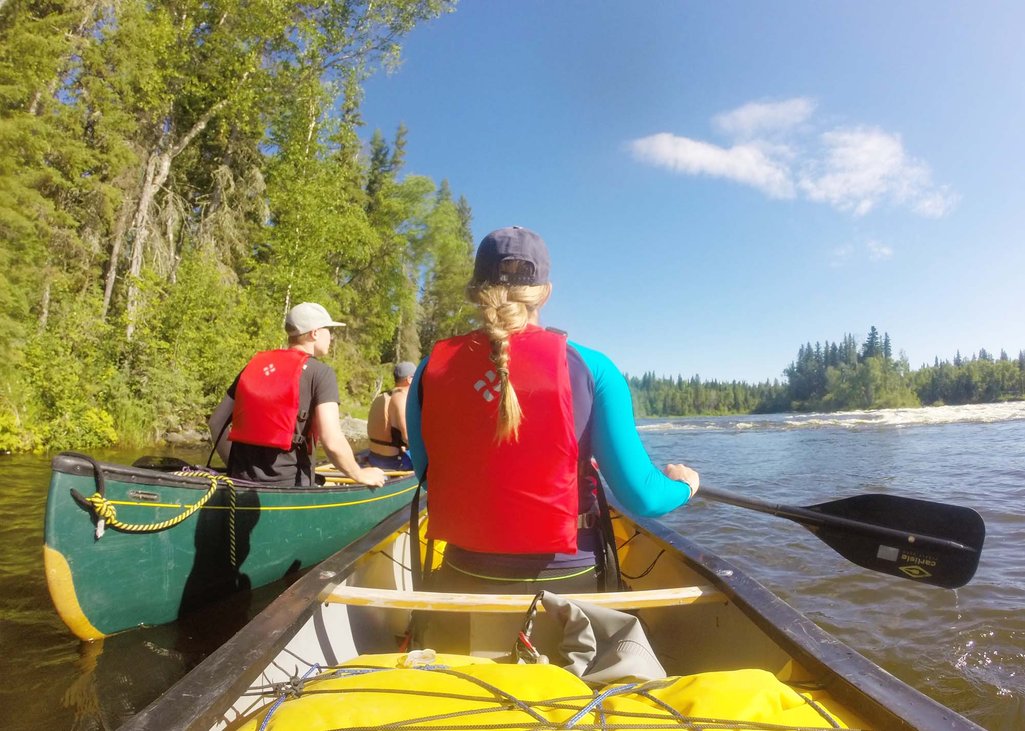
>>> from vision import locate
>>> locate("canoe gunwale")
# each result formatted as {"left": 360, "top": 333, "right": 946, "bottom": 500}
{"left": 120, "top": 497, "right": 984, "bottom": 731}
{"left": 50, "top": 451, "right": 392, "bottom": 495}
{"left": 625, "top": 509, "right": 984, "bottom": 731}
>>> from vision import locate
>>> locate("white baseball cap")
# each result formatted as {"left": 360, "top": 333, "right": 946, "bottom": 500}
{"left": 284, "top": 302, "right": 345, "bottom": 336}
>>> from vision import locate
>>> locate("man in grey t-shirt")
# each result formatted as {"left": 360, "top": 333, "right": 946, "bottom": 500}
{"left": 208, "top": 302, "right": 385, "bottom": 487}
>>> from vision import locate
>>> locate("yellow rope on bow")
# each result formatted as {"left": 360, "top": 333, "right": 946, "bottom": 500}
{"left": 174, "top": 470, "right": 238, "bottom": 569}
{"left": 85, "top": 472, "right": 232, "bottom": 534}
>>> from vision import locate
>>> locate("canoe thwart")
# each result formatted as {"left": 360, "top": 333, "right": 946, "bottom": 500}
{"left": 319, "top": 583, "right": 726, "bottom": 612}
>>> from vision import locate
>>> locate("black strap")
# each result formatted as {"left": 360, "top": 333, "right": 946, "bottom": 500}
{"left": 593, "top": 468, "right": 623, "bottom": 592}
{"left": 410, "top": 374, "right": 430, "bottom": 591}
{"left": 406, "top": 476, "right": 432, "bottom": 650}
{"left": 66, "top": 452, "right": 107, "bottom": 521}
{"left": 207, "top": 417, "right": 232, "bottom": 468}
{"left": 409, "top": 458, "right": 432, "bottom": 591}
{"left": 423, "top": 534, "right": 436, "bottom": 590}
{"left": 68, "top": 452, "right": 106, "bottom": 505}
{"left": 409, "top": 482, "right": 424, "bottom": 590}
{"left": 294, "top": 407, "right": 309, "bottom": 449}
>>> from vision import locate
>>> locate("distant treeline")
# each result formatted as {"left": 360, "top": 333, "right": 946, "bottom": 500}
{"left": 630, "top": 326, "right": 1025, "bottom": 417}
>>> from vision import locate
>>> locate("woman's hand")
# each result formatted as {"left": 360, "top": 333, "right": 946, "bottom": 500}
{"left": 666, "top": 463, "right": 699, "bottom": 498}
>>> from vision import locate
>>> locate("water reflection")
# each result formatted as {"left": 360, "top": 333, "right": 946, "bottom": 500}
{"left": 63, "top": 640, "right": 103, "bottom": 730}
{"left": 57, "top": 572, "right": 293, "bottom": 729}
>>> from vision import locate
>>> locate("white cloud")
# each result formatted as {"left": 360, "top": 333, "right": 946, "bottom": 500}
{"left": 866, "top": 239, "right": 894, "bottom": 261}
{"left": 629, "top": 100, "right": 956, "bottom": 218}
{"left": 713, "top": 98, "right": 816, "bottom": 139}
{"left": 798, "top": 127, "right": 957, "bottom": 217}
{"left": 911, "top": 187, "right": 959, "bottom": 217}
{"left": 829, "top": 244, "right": 854, "bottom": 268}
{"left": 628, "top": 133, "right": 794, "bottom": 199}
{"left": 829, "top": 239, "right": 894, "bottom": 267}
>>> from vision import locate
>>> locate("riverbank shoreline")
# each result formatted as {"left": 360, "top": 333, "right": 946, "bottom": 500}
{"left": 158, "top": 416, "right": 371, "bottom": 454}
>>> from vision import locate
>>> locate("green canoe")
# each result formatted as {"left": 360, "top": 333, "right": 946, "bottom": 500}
{"left": 44, "top": 451, "right": 417, "bottom": 640}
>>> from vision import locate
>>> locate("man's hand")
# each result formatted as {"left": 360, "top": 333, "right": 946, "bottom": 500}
{"left": 356, "top": 466, "right": 387, "bottom": 487}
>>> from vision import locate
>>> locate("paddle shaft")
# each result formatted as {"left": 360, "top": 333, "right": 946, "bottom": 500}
{"left": 318, "top": 469, "right": 413, "bottom": 479}
{"left": 698, "top": 485, "right": 977, "bottom": 553}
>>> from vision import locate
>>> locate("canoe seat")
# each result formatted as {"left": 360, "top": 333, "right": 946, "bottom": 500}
{"left": 319, "top": 584, "right": 726, "bottom": 612}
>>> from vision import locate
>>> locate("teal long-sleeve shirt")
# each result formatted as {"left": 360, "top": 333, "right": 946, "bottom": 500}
{"left": 405, "top": 340, "right": 692, "bottom": 517}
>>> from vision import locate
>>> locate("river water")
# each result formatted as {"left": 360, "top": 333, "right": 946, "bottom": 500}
{"left": 2, "top": 403, "right": 1024, "bottom": 730}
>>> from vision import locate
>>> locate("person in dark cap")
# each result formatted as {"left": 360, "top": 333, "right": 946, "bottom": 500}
{"left": 366, "top": 361, "right": 416, "bottom": 471}
{"left": 406, "top": 226, "right": 700, "bottom": 595}
{"left": 208, "top": 302, "right": 386, "bottom": 487}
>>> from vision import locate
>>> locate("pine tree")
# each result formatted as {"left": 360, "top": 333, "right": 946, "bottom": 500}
{"left": 416, "top": 181, "right": 476, "bottom": 352}
{"left": 863, "top": 326, "right": 881, "bottom": 359}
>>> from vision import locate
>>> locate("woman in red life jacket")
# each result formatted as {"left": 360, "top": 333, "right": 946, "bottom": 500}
{"left": 208, "top": 302, "right": 386, "bottom": 488}
{"left": 406, "top": 227, "right": 699, "bottom": 594}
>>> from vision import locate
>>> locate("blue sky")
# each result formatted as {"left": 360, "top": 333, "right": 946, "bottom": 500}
{"left": 359, "top": 2, "right": 1025, "bottom": 383}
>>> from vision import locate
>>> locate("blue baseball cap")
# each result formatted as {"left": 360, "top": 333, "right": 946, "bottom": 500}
{"left": 471, "top": 226, "right": 550, "bottom": 286}
{"left": 393, "top": 361, "right": 416, "bottom": 380}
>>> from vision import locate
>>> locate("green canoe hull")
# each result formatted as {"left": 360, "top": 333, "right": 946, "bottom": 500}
{"left": 44, "top": 452, "right": 417, "bottom": 640}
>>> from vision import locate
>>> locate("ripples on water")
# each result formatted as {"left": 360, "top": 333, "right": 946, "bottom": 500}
{"left": 637, "top": 401, "right": 1025, "bottom": 433}
{"left": 645, "top": 402, "right": 1025, "bottom": 730}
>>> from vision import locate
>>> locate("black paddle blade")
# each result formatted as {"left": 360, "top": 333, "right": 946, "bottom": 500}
{"left": 698, "top": 486, "right": 986, "bottom": 589}
{"left": 806, "top": 494, "right": 985, "bottom": 589}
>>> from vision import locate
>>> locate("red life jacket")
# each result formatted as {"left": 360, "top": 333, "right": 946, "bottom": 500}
{"left": 229, "top": 349, "right": 311, "bottom": 450}
{"left": 421, "top": 325, "right": 579, "bottom": 553}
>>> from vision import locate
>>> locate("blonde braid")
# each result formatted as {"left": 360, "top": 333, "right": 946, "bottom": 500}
{"left": 468, "top": 282, "right": 551, "bottom": 442}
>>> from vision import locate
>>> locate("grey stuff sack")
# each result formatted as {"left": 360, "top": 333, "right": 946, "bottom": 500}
{"left": 540, "top": 591, "right": 667, "bottom": 684}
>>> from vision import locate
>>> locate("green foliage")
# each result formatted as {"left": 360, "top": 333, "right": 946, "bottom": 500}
{"left": 781, "top": 329, "right": 920, "bottom": 411}
{"left": 0, "top": 409, "right": 24, "bottom": 453}
{"left": 629, "top": 373, "right": 786, "bottom": 417}
{"left": 790, "top": 331, "right": 1025, "bottom": 412}
{"left": 912, "top": 351, "right": 1025, "bottom": 406}
{"left": 0, "top": 0, "right": 462, "bottom": 451}
{"left": 416, "top": 183, "right": 476, "bottom": 351}
{"left": 631, "top": 328, "right": 1023, "bottom": 417}
{"left": 19, "top": 289, "right": 120, "bottom": 450}
{"left": 36, "top": 406, "right": 119, "bottom": 452}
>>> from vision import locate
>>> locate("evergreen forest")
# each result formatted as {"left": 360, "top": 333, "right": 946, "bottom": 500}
{"left": 0, "top": 0, "right": 475, "bottom": 452}
{"left": 630, "top": 326, "right": 1025, "bottom": 418}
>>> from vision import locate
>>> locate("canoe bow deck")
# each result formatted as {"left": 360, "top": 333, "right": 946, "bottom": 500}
{"left": 122, "top": 500, "right": 984, "bottom": 731}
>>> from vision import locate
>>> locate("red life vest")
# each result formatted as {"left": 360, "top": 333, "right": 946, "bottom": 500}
{"left": 421, "top": 325, "right": 579, "bottom": 553}
{"left": 229, "top": 349, "right": 311, "bottom": 450}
